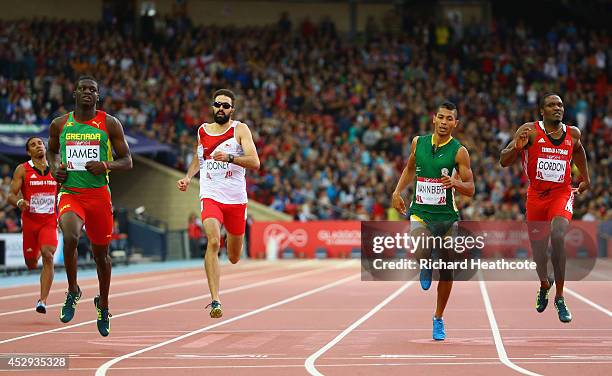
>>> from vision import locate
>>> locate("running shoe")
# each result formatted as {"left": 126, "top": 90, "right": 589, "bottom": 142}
{"left": 35, "top": 300, "right": 46, "bottom": 314}
{"left": 59, "top": 287, "right": 81, "bottom": 323}
{"left": 206, "top": 300, "right": 223, "bottom": 318}
{"left": 554, "top": 297, "right": 572, "bottom": 323}
{"left": 420, "top": 267, "right": 432, "bottom": 290}
{"left": 94, "top": 295, "right": 112, "bottom": 337}
{"left": 433, "top": 316, "right": 445, "bottom": 341}
{"left": 536, "top": 278, "right": 554, "bottom": 313}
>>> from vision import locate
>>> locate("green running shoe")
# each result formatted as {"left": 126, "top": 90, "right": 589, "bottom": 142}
{"left": 59, "top": 287, "right": 81, "bottom": 323}
{"left": 206, "top": 300, "right": 223, "bottom": 318}
{"left": 536, "top": 278, "right": 554, "bottom": 313}
{"left": 554, "top": 297, "right": 572, "bottom": 323}
{"left": 94, "top": 295, "right": 112, "bottom": 337}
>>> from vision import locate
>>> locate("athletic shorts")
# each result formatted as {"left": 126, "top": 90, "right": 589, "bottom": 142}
{"left": 410, "top": 215, "right": 457, "bottom": 280}
{"left": 58, "top": 187, "right": 113, "bottom": 245}
{"left": 526, "top": 190, "right": 573, "bottom": 222}
{"left": 201, "top": 198, "right": 247, "bottom": 235}
{"left": 409, "top": 214, "right": 458, "bottom": 237}
{"left": 22, "top": 215, "right": 57, "bottom": 262}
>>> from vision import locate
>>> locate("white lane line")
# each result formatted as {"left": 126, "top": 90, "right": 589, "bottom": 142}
{"left": 0, "top": 271, "right": 206, "bottom": 300}
{"left": 94, "top": 273, "right": 358, "bottom": 376}
{"left": 564, "top": 287, "right": 612, "bottom": 317}
{"left": 479, "top": 279, "right": 542, "bottom": 376}
{"left": 9, "top": 360, "right": 612, "bottom": 372}
{"left": 0, "top": 260, "right": 273, "bottom": 293}
{"left": 0, "top": 271, "right": 206, "bottom": 301}
{"left": 0, "top": 260, "right": 287, "bottom": 299}
{"left": 0, "top": 264, "right": 343, "bottom": 345}
{"left": 0, "top": 266, "right": 277, "bottom": 317}
{"left": 304, "top": 281, "right": 413, "bottom": 376}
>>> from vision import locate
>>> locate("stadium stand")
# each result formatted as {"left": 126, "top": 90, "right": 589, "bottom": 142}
{"left": 0, "top": 13, "right": 609, "bottom": 232}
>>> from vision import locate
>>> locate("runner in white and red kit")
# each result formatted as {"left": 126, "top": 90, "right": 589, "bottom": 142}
{"left": 500, "top": 93, "right": 591, "bottom": 323}
{"left": 177, "top": 89, "right": 260, "bottom": 318}
{"left": 7, "top": 137, "right": 58, "bottom": 314}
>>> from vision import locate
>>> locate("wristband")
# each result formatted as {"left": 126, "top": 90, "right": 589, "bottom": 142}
{"left": 16, "top": 199, "right": 24, "bottom": 207}
{"left": 228, "top": 154, "right": 234, "bottom": 163}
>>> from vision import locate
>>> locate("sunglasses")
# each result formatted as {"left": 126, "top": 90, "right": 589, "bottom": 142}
{"left": 213, "top": 101, "right": 233, "bottom": 109}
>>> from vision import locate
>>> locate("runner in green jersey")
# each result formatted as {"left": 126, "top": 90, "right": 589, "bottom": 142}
{"left": 47, "top": 76, "right": 132, "bottom": 337}
{"left": 392, "top": 101, "right": 475, "bottom": 341}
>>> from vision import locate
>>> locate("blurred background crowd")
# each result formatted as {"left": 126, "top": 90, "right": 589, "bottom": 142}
{"left": 0, "top": 9, "right": 610, "bottom": 233}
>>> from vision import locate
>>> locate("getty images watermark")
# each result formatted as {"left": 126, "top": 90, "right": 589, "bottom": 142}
{"left": 361, "top": 221, "right": 603, "bottom": 281}
{"left": 370, "top": 231, "right": 537, "bottom": 272}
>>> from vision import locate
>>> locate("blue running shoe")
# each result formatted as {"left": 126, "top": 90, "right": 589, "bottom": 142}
{"left": 433, "top": 316, "right": 445, "bottom": 341}
{"left": 420, "top": 267, "right": 432, "bottom": 290}
{"left": 554, "top": 297, "right": 572, "bottom": 323}
{"left": 206, "top": 300, "right": 223, "bottom": 318}
{"left": 94, "top": 295, "right": 112, "bottom": 337}
{"left": 59, "top": 287, "right": 81, "bottom": 323}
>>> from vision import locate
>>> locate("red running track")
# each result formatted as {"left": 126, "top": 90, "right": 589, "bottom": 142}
{"left": 0, "top": 260, "right": 610, "bottom": 375}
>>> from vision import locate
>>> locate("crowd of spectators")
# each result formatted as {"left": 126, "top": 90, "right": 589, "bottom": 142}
{"left": 0, "top": 13, "right": 610, "bottom": 227}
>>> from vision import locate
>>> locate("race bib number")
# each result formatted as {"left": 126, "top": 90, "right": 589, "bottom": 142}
{"left": 30, "top": 193, "right": 55, "bottom": 214}
{"left": 536, "top": 158, "right": 566, "bottom": 183}
{"left": 415, "top": 178, "right": 446, "bottom": 205}
{"left": 204, "top": 159, "right": 231, "bottom": 179}
{"left": 66, "top": 141, "right": 100, "bottom": 171}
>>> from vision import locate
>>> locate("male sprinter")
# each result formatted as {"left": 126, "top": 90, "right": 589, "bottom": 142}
{"left": 392, "top": 101, "right": 475, "bottom": 340}
{"left": 48, "top": 76, "right": 132, "bottom": 336}
{"left": 7, "top": 137, "right": 58, "bottom": 313}
{"left": 500, "top": 93, "right": 590, "bottom": 323}
{"left": 177, "top": 89, "right": 260, "bottom": 318}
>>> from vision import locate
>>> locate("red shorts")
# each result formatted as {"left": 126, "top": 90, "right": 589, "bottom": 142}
{"left": 58, "top": 187, "right": 113, "bottom": 245}
{"left": 22, "top": 215, "right": 57, "bottom": 261}
{"left": 526, "top": 189, "right": 574, "bottom": 222}
{"left": 201, "top": 198, "right": 247, "bottom": 235}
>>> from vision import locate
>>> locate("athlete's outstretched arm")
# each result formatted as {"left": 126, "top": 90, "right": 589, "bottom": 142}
{"left": 85, "top": 115, "right": 133, "bottom": 175}
{"left": 47, "top": 116, "right": 67, "bottom": 183}
{"left": 213, "top": 123, "right": 260, "bottom": 170}
{"left": 500, "top": 123, "right": 532, "bottom": 167}
{"left": 441, "top": 147, "right": 475, "bottom": 197}
{"left": 570, "top": 127, "right": 591, "bottom": 194}
{"left": 7, "top": 165, "right": 27, "bottom": 209}
{"left": 392, "top": 136, "right": 419, "bottom": 216}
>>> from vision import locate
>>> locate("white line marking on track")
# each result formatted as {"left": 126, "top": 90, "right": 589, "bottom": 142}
{"left": 0, "top": 264, "right": 344, "bottom": 345}
{"left": 0, "top": 266, "right": 277, "bottom": 317}
{"left": 0, "top": 271, "right": 203, "bottom": 301}
{"left": 304, "top": 281, "right": 413, "bottom": 376}
{"left": 362, "top": 354, "right": 457, "bottom": 358}
{"left": 564, "top": 287, "right": 612, "bottom": 317}
{"left": 479, "top": 279, "right": 542, "bottom": 376}
{"left": 23, "top": 360, "right": 612, "bottom": 372}
{"left": 94, "top": 273, "right": 358, "bottom": 376}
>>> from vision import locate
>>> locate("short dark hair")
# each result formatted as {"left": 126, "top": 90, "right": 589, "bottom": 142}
{"left": 438, "top": 101, "right": 458, "bottom": 117}
{"left": 538, "top": 93, "right": 561, "bottom": 109}
{"left": 76, "top": 75, "right": 98, "bottom": 86}
{"left": 212, "top": 89, "right": 236, "bottom": 106}
{"left": 25, "top": 136, "right": 42, "bottom": 152}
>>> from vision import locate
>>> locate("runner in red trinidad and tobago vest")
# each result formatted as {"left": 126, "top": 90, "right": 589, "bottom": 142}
{"left": 177, "top": 89, "right": 260, "bottom": 319}
{"left": 7, "top": 137, "right": 58, "bottom": 314}
{"left": 47, "top": 76, "right": 133, "bottom": 337}
{"left": 500, "top": 93, "right": 591, "bottom": 324}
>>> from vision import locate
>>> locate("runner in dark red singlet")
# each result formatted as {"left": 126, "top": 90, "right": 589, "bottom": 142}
{"left": 500, "top": 93, "right": 591, "bottom": 323}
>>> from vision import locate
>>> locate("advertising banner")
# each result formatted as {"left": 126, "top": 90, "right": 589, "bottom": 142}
{"left": 0, "top": 123, "right": 172, "bottom": 155}
{"left": 249, "top": 221, "right": 361, "bottom": 258}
